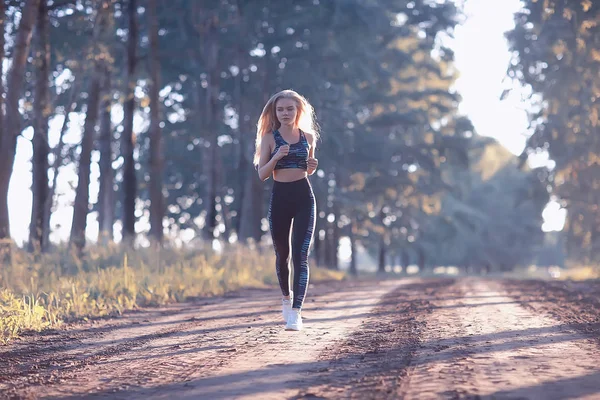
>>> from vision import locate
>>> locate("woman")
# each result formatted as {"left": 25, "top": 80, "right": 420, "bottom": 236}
{"left": 254, "top": 90, "right": 319, "bottom": 331}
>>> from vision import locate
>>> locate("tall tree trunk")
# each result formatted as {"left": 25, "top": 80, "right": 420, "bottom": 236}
{"left": 44, "top": 75, "right": 81, "bottom": 247}
{"left": 401, "top": 249, "right": 410, "bottom": 272}
{"left": 69, "top": 0, "right": 109, "bottom": 250}
{"left": 121, "top": 0, "right": 138, "bottom": 244}
{"left": 0, "top": 1, "right": 5, "bottom": 174}
{"left": 378, "top": 234, "right": 386, "bottom": 274}
{"left": 323, "top": 198, "right": 337, "bottom": 269}
{"left": 97, "top": 66, "right": 114, "bottom": 243}
{"left": 377, "top": 208, "right": 388, "bottom": 273}
{"left": 0, "top": 0, "right": 5, "bottom": 257}
{"left": 69, "top": 74, "right": 102, "bottom": 250}
{"left": 315, "top": 199, "right": 331, "bottom": 267}
{"left": 331, "top": 201, "right": 340, "bottom": 269}
{"left": 313, "top": 186, "right": 324, "bottom": 266}
{"left": 29, "top": 0, "right": 50, "bottom": 253}
{"left": 237, "top": 98, "right": 262, "bottom": 244}
{"left": 238, "top": 52, "right": 271, "bottom": 245}
{"left": 202, "top": 16, "right": 220, "bottom": 242}
{"left": 388, "top": 252, "right": 396, "bottom": 272}
{"left": 237, "top": 97, "right": 263, "bottom": 244}
{"left": 417, "top": 246, "right": 426, "bottom": 272}
{"left": 233, "top": 52, "right": 246, "bottom": 236}
{"left": 349, "top": 220, "right": 357, "bottom": 276}
{"left": 313, "top": 226, "right": 321, "bottom": 266}
{"left": 324, "top": 225, "right": 333, "bottom": 268}
{"left": 238, "top": 169, "right": 263, "bottom": 243}
{"left": 0, "top": 0, "right": 40, "bottom": 242}
{"left": 323, "top": 203, "right": 340, "bottom": 270}
{"left": 590, "top": 208, "right": 600, "bottom": 263}
{"left": 232, "top": 2, "right": 248, "bottom": 237}
{"left": 147, "top": 0, "right": 164, "bottom": 245}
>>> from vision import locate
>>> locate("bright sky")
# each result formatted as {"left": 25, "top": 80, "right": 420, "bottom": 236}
{"left": 450, "top": 0, "right": 566, "bottom": 232}
{"left": 6, "top": 0, "right": 565, "bottom": 246}
{"left": 451, "top": 0, "right": 530, "bottom": 155}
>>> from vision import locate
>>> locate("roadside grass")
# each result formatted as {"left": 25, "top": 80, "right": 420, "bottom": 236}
{"left": 0, "top": 242, "right": 344, "bottom": 344}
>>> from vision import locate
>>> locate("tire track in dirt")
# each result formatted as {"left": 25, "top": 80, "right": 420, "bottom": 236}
{"left": 504, "top": 279, "right": 600, "bottom": 343}
{"left": 400, "top": 278, "right": 600, "bottom": 400}
{"left": 294, "top": 279, "right": 454, "bottom": 400}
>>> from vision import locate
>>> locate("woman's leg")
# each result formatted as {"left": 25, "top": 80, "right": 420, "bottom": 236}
{"left": 268, "top": 190, "right": 293, "bottom": 297}
{"left": 291, "top": 186, "right": 316, "bottom": 309}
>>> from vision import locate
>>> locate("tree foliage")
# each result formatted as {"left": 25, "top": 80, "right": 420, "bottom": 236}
{"left": 506, "top": 0, "right": 600, "bottom": 263}
{"left": 0, "top": 0, "right": 560, "bottom": 273}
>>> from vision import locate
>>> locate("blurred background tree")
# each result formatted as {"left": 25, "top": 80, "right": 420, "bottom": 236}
{"left": 1, "top": 0, "right": 594, "bottom": 275}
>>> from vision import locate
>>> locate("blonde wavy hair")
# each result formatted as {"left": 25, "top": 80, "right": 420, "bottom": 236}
{"left": 253, "top": 89, "right": 319, "bottom": 166}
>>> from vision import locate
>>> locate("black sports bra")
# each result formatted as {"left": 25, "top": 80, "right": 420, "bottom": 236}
{"left": 270, "top": 130, "right": 309, "bottom": 170}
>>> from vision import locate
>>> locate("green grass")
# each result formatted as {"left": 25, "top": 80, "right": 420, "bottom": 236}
{"left": 0, "top": 242, "right": 345, "bottom": 344}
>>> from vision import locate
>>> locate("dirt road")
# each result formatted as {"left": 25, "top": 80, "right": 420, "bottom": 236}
{"left": 1, "top": 277, "right": 600, "bottom": 399}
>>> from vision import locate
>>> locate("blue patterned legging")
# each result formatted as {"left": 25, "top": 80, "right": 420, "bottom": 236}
{"left": 268, "top": 177, "right": 316, "bottom": 309}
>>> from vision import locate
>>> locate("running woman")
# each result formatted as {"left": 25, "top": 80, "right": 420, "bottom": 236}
{"left": 254, "top": 90, "right": 319, "bottom": 331}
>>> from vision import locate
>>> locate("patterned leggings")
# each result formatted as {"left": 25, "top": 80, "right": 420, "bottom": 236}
{"left": 268, "top": 177, "right": 316, "bottom": 309}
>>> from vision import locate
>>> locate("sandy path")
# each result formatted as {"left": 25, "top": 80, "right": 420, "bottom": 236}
{"left": 1, "top": 279, "right": 407, "bottom": 399}
{"left": 401, "top": 278, "right": 600, "bottom": 400}
{"left": 105, "top": 279, "right": 403, "bottom": 400}
{"left": 3, "top": 277, "right": 600, "bottom": 399}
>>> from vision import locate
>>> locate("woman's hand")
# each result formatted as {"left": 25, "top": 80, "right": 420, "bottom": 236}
{"left": 273, "top": 145, "right": 290, "bottom": 160}
{"left": 307, "top": 157, "right": 318, "bottom": 174}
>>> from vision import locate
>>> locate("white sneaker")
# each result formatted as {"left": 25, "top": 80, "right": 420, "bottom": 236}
{"left": 286, "top": 308, "right": 303, "bottom": 331}
{"left": 282, "top": 291, "right": 293, "bottom": 322}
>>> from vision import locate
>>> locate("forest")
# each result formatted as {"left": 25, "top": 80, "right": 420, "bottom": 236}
{"left": 3, "top": 0, "right": 589, "bottom": 272}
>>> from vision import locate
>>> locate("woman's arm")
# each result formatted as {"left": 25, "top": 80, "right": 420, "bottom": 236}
{"left": 257, "top": 136, "right": 288, "bottom": 181}
{"left": 306, "top": 133, "right": 318, "bottom": 175}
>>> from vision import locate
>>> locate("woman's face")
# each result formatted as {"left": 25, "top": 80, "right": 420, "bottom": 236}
{"left": 275, "top": 98, "right": 298, "bottom": 127}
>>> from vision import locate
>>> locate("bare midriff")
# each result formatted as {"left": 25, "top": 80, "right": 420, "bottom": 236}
{"left": 273, "top": 168, "right": 307, "bottom": 182}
